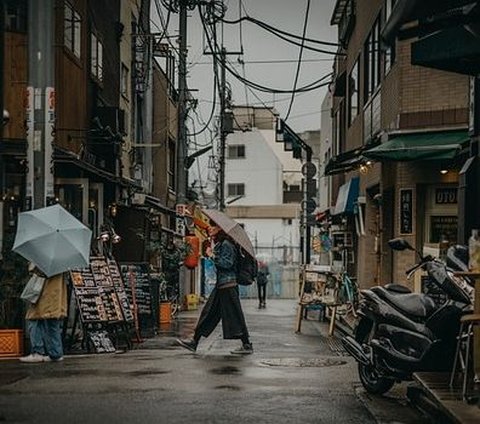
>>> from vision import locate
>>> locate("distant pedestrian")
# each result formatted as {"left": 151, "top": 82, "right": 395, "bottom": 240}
{"left": 19, "top": 265, "right": 67, "bottom": 363}
{"left": 256, "top": 260, "right": 269, "bottom": 308}
{"left": 177, "top": 224, "right": 253, "bottom": 354}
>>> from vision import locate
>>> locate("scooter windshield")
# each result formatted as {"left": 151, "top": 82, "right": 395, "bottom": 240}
{"left": 425, "top": 261, "right": 473, "bottom": 305}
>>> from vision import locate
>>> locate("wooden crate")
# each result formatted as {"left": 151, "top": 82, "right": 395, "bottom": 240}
{"left": 0, "top": 329, "right": 24, "bottom": 358}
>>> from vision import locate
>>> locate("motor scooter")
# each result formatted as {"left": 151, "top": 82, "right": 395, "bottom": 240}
{"left": 342, "top": 238, "right": 474, "bottom": 394}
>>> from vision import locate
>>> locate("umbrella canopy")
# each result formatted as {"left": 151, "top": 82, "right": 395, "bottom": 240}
{"left": 13, "top": 204, "right": 92, "bottom": 277}
{"left": 201, "top": 209, "right": 255, "bottom": 259}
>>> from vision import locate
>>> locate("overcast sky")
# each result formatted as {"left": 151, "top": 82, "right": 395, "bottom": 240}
{"left": 153, "top": 0, "right": 338, "bottom": 189}
{"left": 155, "top": 0, "right": 338, "bottom": 129}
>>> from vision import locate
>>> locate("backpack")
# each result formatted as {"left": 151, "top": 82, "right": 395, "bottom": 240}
{"left": 236, "top": 248, "right": 258, "bottom": 286}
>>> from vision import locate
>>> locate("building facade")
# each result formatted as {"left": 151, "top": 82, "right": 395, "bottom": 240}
{"left": 326, "top": 0, "right": 469, "bottom": 290}
{"left": 0, "top": 0, "right": 180, "bottom": 290}
{"left": 224, "top": 106, "right": 301, "bottom": 265}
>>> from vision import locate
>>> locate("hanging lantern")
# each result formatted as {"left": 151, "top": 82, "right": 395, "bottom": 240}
{"left": 184, "top": 235, "right": 200, "bottom": 269}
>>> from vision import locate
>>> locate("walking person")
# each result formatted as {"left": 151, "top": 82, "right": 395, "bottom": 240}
{"left": 19, "top": 265, "right": 67, "bottom": 363}
{"left": 256, "top": 261, "right": 269, "bottom": 308}
{"left": 177, "top": 224, "right": 253, "bottom": 354}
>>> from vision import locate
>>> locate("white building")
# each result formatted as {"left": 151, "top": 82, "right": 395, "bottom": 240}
{"left": 224, "top": 106, "right": 301, "bottom": 265}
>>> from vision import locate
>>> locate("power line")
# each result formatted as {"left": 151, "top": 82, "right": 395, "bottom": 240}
{"left": 221, "top": 15, "right": 341, "bottom": 47}
{"left": 284, "top": 0, "right": 311, "bottom": 121}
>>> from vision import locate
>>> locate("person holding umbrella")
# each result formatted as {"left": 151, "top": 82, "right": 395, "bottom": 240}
{"left": 19, "top": 264, "right": 67, "bottom": 363}
{"left": 13, "top": 204, "right": 92, "bottom": 363}
{"left": 177, "top": 218, "right": 253, "bottom": 355}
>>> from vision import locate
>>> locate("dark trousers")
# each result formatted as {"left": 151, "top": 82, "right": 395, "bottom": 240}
{"left": 257, "top": 284, "right": 267, "bottom": 305}
{"left": 194, "top": 286, "right": 249, "bottom": 341}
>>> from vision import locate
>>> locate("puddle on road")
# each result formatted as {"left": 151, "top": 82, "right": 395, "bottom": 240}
{"left": 214, "top": 385, "right": 241, "bottom": 391}
{"left": 209, "top": 365, "right": 242, "bottom": 375}
{"left": 260, "top": 358, "right": 347, "bottom": 368}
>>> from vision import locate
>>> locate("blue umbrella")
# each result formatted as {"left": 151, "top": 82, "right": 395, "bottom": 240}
{"left": 13, "top": 204, "right": 92, "bottom": 277}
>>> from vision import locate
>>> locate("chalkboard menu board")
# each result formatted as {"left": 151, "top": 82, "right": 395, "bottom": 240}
{"left": 120, "top": 263, "right": 155, "bottom": 334}
{"left": 108, "top": 260, "right": 135, "bottom": 322}
{"left": 421, "top": 275, "right": 448, "bottom": 305}
{"left": 70, "top": 257, "right": 134, "bottom": 323}
{"left": 87, "top": 330, "right": 116, "bottom": 354}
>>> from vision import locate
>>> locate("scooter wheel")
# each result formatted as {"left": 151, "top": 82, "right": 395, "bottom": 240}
{"left": 358, "top": 362, "right": 394, "bottom": 395}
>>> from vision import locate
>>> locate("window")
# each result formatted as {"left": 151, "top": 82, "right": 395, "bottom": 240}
{"left": 168, "top": 141, "right": 175, "bottom": 190}
{"left": 121, "top": 63, "right": 129, "bottom": 97}
{"left": 227, "top": 183, "right": 245, "bottom": 197}
{"left": 227, "top": 145, "right": 245, "bottom": 159}
{"left": 383, "top": 0, "right": 397, "bottom": 75}
{"left": 364, "top": 17, "right": 381, "bottom": 103}
{"left": 5, "top": 0, "right": 27, "bottom": 32}
{"left": 64, "top": 1, "right": 81, "bottom": 58}
{"left": 91, "top": 33, "right": 104, "bottom": 82}
{"left": 348, "top": 59, "right": 359, "bottom": 126}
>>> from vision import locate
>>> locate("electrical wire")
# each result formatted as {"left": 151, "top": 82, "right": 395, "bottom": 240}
{"left": 284, "top": 0, "right": 311, "bottom": 121}
{"left": 200, "top": 7, "right": 333, "bottom": 95}
{"left": 222, "top": 15, "right": 341, "bottom": 47}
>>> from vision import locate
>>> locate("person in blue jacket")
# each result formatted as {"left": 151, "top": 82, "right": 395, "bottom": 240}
{"left": 177, "top": 224, "right": 252, "bottom": 354}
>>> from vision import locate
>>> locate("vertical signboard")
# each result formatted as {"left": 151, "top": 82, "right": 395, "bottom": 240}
{"left": 25, "top": 87, "right": 35, "bottom": 211}
{"left": 45, "top": 87, "right": 55, "bottom": 203}
{"left": 399, "top": 188, "right": 413, "bottom": 235}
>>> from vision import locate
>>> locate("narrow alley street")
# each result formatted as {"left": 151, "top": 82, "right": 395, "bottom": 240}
{"left": 0, "top": 299, "right": 427, "bottom": 424}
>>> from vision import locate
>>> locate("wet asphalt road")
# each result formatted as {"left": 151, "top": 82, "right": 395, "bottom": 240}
{"left": 0, "top": 299, "right": 428, "bottom": 424}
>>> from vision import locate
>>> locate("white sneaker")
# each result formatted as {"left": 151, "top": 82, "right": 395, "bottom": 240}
{"left": 19, "top": 353, "right": 50, "bottom": 363}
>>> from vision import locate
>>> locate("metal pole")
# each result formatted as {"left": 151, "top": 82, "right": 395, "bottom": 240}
{"left": 176, "top": 0, "right": 187, "bottom": 204}
{"left": 28, "top": 0, "right": 55, "bottom": 209}
{"left": 218, "top": 48, "right": 226, "bottom": 211}
{"left": 0, "top": 0, "right": 5, "bottom": 196}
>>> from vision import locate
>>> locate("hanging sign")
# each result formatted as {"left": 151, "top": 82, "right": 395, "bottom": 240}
{"left": 399, "top": 188, "right": 413, "bottom": 235}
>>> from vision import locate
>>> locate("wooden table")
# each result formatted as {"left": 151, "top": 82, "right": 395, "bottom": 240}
{"left": 453, "top": 272, "right": 480, "bottom": 375}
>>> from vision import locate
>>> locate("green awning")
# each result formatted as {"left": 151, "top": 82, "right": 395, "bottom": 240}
{"left": 412, "top": 26, "right": 480, "bottom": 76}
{"left": 363, "top": 130, "right": 469, "bottom": 161}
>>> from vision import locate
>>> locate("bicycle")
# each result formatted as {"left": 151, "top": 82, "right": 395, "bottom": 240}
{"left": 332, "top": 271, "right": 359, "bottom": 318}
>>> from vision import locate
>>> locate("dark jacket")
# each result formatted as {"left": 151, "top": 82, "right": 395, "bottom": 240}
{"left": 213, "top": 239, "right": 237, "bottom": 288}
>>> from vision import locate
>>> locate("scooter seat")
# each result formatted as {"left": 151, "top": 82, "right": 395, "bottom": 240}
{"left": 372, "top": 287, "right": 436, "bottom": 319}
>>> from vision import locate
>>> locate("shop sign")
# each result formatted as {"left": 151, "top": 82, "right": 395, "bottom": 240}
{"left": 435, "top": 187, "right": 457, "bottom": 204}
{"left": 399, "top": 188, "right": 413, "bottom": 235}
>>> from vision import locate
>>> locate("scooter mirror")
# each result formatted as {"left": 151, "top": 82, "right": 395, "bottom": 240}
{"left": 388, "top": 238, "right": 414, "bottom": 251}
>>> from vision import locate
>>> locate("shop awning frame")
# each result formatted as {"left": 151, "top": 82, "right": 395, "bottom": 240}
{"left": 324, "top": 143, "right": 379, "bottom": 176}
{"left": 363, "top": 130, "right": 470, "bottom": 162}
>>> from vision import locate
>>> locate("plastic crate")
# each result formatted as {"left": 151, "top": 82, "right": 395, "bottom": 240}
{"left": 0, "top": 329, "right": 24, "bottom": 358}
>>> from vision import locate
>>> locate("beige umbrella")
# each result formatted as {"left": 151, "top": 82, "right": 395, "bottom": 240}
{"left": 201, "top": 209, "right": 255, "bottom": 258}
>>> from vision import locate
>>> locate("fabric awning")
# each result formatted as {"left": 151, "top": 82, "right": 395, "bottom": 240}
{"left": 412, "top": 26, "right": 480, "bottom": 76}
{"left": 333, "top": 177, "right": 359, "bottom": 215}
{"left": 363, "top": 130, "right": 469, "bottom": 161}
{"left": 324, "top": 147, "right": 365, "bottom": 175}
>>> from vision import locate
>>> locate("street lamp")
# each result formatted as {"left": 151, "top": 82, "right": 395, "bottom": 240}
{"left": 2, "top": 109, "right": 9, "bottom": 126}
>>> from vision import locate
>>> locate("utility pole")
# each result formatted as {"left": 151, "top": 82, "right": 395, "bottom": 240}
{"left": 218, "top": 48, "right": 226, "bottom": 211}
{"left": 27, "top": 0, "right": 55, "bottom": 210}
{"left": 176, "top": 0, "right": 188, "bottom": 204}
{"left": 0, "top": 0, "right": 5, "bottom": 194}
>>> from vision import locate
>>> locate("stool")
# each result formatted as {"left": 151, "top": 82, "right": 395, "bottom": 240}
{"left": 449, "top": 313, "right": 480, "bottom": 401}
